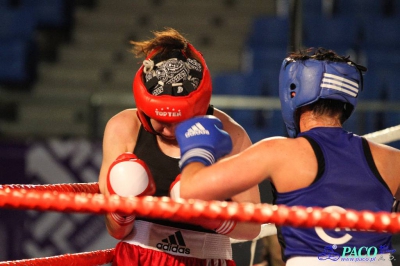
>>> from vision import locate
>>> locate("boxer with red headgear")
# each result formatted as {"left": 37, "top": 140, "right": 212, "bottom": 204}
{"left": 97, "top": 28, "right": 261, "bottom": 266}
{"left": 133, "top": 42, "right": 212, "bottom": 134}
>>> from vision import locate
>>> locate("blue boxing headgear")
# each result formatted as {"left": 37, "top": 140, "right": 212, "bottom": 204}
{"left": 279, "top": 58, "right": 363, "bottom": 138}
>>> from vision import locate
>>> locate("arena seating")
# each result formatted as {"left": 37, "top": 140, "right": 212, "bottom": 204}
{"left": 302, "top": 14, "right": 361, "bottom": 55}
{"left": 246, "top": 15, "right": 289, "bottom": 49}
{"left": 1, "top": 0, "right": 400, "bottom": 144}
{"left": 22, "top": 0, "right": 73, "bottom": 30}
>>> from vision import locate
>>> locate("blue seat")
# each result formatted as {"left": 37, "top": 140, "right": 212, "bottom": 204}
{"left": 0, "top": 6, "right": 36, "bottom": 40}
{"left": 339, "top": 66, "right": 393, "bottom": 136}
{"left": 302, "top": 15, "right": 361, "bottom": 52}
{"left": 0, "top": 39, "right": 36, "bottom": 84}
{"left": 302, "top": 0, "right": 383, "bottom": 18}
{"left": 232, "top": 109, "right": 286, "bottom": 143}
{"left": 0, "top": 5, "right": 37, "bottom": 86}
{"left": 333, "top": 0, "right": 395, "bottom": 18}
{"left": 365, "top": 49, "right": 400, "bottom": 70}
{"left": 243, "top": 46, "right": 287, "bottom": 75}
{"left": 0, "top": 0, "right": 8, "bottom": 7}
{"left": 243, "top": 15, "right": 289, "bottom": 77}
{"left": 212, "top": 71, "right": 285, "bottom": 141}
{"left": 362, "top": 17, "right": 400, "bottom": 52}
{"left": 242, "top": 72, "right": 266, "bottom": 96}
{"left": 21, "top": 0, "right": 73, "bottom": 30}
{"left": 390, "top": 0, "right": 400, "bottom": 17}
{"left": 263, "top": 110, "right": 287, "bottom": 137}
{"left": 212, "top": 72, "right": 247, "bottom": 95}
{"left": 359, "top": 70, "right": 384, "bottom": 101}
{"left": 231, "top": 72, "right": 285, "bottom": 140}
{"left": 246, "top": 16, "right": 289, "bottom": 49}
{"left": 344, "top": 109, "right": 383, "bottom": 136}
{"left": 212, "top": 72, "right": 264, "bottom": 96}
{"left": 385, "top": 70, "right": 400, "bottom": 101}
{"left": 302, "top": 0, "right": 324, "bottom": 17}
{"left": 250, "top": 68, "right": 281, "bottom": 97}
{"left": 364, "top": 50, "right": 400, "bottom": 102}
{"left": 357, "top": 69, "right": 400, "bottom": 135}
{"left": 346, "top": 68, "right": 389, "bottom": 135}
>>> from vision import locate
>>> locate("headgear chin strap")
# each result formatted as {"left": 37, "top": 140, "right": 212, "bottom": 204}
{"left": 279, "top": 59, "right": 363, "bottom": 138}
{"left": 133, "top": 43, "right": 212, "bottom": 134}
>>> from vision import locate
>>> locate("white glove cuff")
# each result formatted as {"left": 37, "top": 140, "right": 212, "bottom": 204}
{"left": 215, "top": 220, "right": 237, "bottom": 235}
{"left": 111, "top": 213, "right": 135, "bottom": 225}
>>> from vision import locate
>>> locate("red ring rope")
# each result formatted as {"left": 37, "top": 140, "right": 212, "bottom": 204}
{"left": 1, "top": 183, "right": 399, "bottom": 265}
{"left": 0, "top": 184, "right": 399, "bottom": 233}
{"left": 0, "top": 248, "right": 114, "bottom": 266}
{"left": 0, "top": 183, "right": 99, "bottom": 193}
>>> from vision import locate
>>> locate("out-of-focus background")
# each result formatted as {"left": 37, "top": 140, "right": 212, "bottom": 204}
{"left": 1, "top": 0, "right": 400, "bottom": 265}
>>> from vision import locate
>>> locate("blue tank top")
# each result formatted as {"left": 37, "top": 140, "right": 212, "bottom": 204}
{"left": 275, "top": 127, "right": 394, "bottom": 261}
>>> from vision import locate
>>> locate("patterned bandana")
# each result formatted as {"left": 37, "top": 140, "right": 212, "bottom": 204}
{"left": 143, "top": 56, "right": 203, "bottom": 96}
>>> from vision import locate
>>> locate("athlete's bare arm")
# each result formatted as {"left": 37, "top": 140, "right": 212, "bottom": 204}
{"left": 180, "top": 136, "right": 319, "bottom": 200}
{"left": 367, "top": 141, "right": 400, "bottom": 198}
{"left": 98, "top": 109, "right": 140, "bottom": 239}
{"left": 192, "top": 109, "right": 262, "bottom": 239}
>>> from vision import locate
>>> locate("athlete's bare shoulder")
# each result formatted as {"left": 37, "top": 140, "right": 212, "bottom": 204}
{"left": 212, "top": 107, "right": 252, "bottom": 152}
{"left": 367, "top": 140, "right": 400, "bottom": 169}
{"left": 104, "top": 108, "right": 141, "bottom": 144}
{"left": 253, "top": 136, "right": 319, "bottom": 192}
{"left": 212, "top": 108, "right": 244, "bottom": 132}
{"left": 256, "top": 135, "right": 306, "bottom": 152}
{"left": 367, "top": 140, "right": 400, "bottom": 195}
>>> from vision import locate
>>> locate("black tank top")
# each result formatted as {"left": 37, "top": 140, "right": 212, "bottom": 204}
{"left": 134, "top": 106, "right": 215, "bottom": 232}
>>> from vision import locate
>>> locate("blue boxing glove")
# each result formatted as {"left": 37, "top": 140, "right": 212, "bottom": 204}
{"left": 175, "top": 115, "right": 233, "bottom": 169}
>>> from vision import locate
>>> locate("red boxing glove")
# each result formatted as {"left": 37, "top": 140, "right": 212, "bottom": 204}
{"left": 107, "top": 152, "right": 156, "bottom": 225}
{"left": 169, "top": 175, "right": 236, "bottom": 235}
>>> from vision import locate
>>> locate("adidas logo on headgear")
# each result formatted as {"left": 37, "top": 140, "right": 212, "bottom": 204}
{"left": 156, "top": 231, "right": 191, "bottom": 255}
{"left": 185, "top": 122, "right": 210, "bottom": 138}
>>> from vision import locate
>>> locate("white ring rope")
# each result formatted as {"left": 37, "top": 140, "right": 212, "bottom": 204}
{"left": 363, "top": 124, "right": 400, "bottom": 144}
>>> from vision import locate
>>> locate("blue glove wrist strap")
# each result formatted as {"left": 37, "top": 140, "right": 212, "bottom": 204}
{"left": 179, "top": 148, "right": 215, "bottom": 169}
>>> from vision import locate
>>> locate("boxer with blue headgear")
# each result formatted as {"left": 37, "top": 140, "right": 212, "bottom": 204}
{"left": 279, "top": 48, "right": 367, "bottom": 138}
{"left": 177, "top": 47, "right": 400, "bottom": 265}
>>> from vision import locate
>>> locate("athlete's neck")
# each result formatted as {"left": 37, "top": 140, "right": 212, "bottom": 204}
{"left": 157, "top": 135, "right": 180, "bottom": 158}
{"left": 299, "top": 110, "right": 342, "bottom": 133}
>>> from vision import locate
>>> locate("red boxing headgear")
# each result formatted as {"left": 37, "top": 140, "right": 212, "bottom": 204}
{"left": 133, "top": 43, "right": 212, "bottom": 134}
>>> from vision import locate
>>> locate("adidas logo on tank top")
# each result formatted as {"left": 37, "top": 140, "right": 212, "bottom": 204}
{"left": 156, "top": 231, "right": 191, "bottom": 255}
